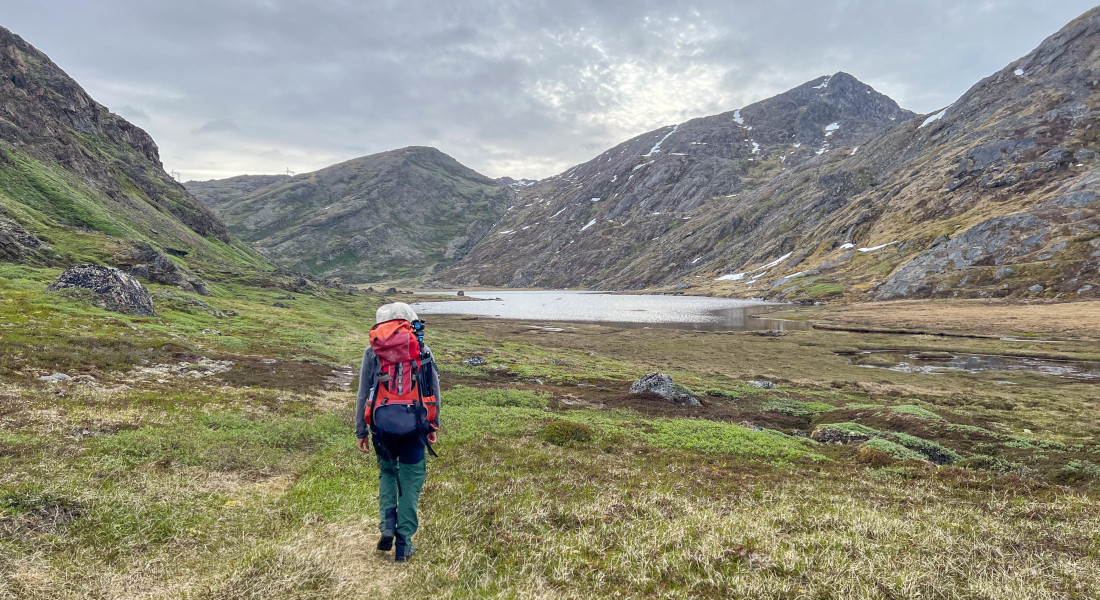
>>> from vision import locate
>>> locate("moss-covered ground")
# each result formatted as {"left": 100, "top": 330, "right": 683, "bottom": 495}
{"left": 2, "top": 264, "right": 1099, "bottom": 598}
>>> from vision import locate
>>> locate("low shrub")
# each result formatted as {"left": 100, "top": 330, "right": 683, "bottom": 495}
{"left": 886, "top": 432, "right": 960, "bottom": 465}
{"left": 862, "top": 438, "right": 926, "bottom": 462}
{"left": 540, "top": 421, "right": 594, "bottom": 447}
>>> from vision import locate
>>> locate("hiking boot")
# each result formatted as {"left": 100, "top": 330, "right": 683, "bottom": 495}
{"left": 394, "top": 544, "right": 417, "bottom": 562}
{"left": 377, "top": 530, "right": 395, "bottom": 551}
{"left": 394, "top": 535, "right": 417, "bottom": 562}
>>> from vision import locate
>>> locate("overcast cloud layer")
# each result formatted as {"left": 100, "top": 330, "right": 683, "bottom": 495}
{"left": 3, "top": 1, "right": 1097, "bottom": 180}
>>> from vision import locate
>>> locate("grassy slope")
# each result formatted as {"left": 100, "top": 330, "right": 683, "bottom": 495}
{"left": 0, "top": 145, "right": 267, "bottom": 274}
{"left": 1, "top": 265, "right": 1099, "bottom": 598}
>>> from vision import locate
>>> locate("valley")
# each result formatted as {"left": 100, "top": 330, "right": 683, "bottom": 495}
{"left": 1, "top": 6, "right": 1100, "bottom": 600}
{"left": 2, "top": 265, "right": 1099, "bottom": 598}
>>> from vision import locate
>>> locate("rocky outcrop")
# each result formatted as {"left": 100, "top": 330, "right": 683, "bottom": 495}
{"left": 121, "top": 242, "right": 210, "bottom": 295}
{"left": 46, "top": 265, "right": 156, "bottom": 316}
{"left": 629, "top": 372, "right": 702, "bottom": 407}
{"left": 0, "top": 208, "right": 46, "bottom": 260}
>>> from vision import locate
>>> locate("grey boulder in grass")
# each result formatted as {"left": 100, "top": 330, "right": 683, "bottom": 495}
{"left": 46, "top": 265, "right": 156, "bottom": 316}
{"left": 630, "top": 372, "right": 702, "bottom": 407}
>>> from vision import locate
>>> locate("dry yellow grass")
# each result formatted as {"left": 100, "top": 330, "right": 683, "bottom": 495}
{"left": 784, "top": 299, "right": 1100, "bottom": 339}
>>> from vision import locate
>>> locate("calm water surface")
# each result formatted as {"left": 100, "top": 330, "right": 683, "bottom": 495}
{"left": 851, "top": 351, "right": 1100, "bottom": 381}
{"left": 411, "top": 290, "right": 810, "bottom": 332}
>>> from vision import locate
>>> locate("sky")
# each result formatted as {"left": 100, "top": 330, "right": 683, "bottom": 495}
{"left": 3, "top": 1, "right": 1097, "bottom": 181}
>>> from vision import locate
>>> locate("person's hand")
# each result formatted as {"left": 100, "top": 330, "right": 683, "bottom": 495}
{"left": 356, "top": 437, "right": 372, "bottom": 454}
{"left": 427, "top": 431, "right": 437, "bottom": 444}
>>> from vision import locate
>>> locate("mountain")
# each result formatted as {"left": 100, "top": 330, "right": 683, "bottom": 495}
{"left": 186, "top": 147, "right": 513, "bottom": 283}
{"left": 442, "top": 72, "right": 915, "bottom": 288}
{"left": 0, "top": 25, "right": 265, "bottom": 274}
{"left": 444, "top": 8, "right": 1100, "bottom": 301}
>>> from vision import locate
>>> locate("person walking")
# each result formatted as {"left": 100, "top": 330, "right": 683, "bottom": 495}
{"left": 355, "top": 302, "right": 440, "bottom": 562}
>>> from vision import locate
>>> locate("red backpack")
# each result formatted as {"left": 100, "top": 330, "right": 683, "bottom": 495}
{"left": 366, "top": 320, "right": 439, "bottom": 446}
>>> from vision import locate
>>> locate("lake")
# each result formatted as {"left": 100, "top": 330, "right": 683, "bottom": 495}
{"left": 410, "top": 290, "right": 810, "bottom": 332}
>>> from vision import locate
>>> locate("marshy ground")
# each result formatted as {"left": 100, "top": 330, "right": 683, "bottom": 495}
{"left": 1, "top": 266, "right": 1099, "bottom": 599}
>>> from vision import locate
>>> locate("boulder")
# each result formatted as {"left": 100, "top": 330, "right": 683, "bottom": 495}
{"left": 810, "top": 426, "right": 873, "bottom": 444}
{"left": 629, "top": 372, "right": 702, "bottom": 407}
{"left": 462, "top": 356, "right": 487, "bottom": 366}
{"left": 46, "top": 266, "right": 156, "bottom": 316}
{"left": 749, "top": 380, "right": 778, "bottom": 389}
{"left": 38, "top": 372, "right": 71, "bottom": 383}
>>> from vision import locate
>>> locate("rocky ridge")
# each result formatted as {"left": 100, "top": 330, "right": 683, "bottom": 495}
{"left": 0, "top": 25, "right": 265, "bottom": 277}
{"left": 186, "top": 147, "right": 513, "bottom": 283}
{"left": 443, "top": 72, "right": 914, "bottom": 288}
{"left": 444, "top": 8, "right": 1100, "bottom": 301}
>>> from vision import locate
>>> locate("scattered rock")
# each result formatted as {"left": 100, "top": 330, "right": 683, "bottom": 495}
{"left": 462, "top": 356, "right": 488, "bottom": 366}
{"left": 38, "top": 373, "right": 71, "bottom": 383}
{"left": 748, "top": 380, "right": 778, "bottom": 389}
{"left": 71, "top": 374, "right": 98, "bottom": 386}
{"left": 324, "top": 365, "right": 356, "bottom": 389}
{"left": 46, "top": 265, "right": 156, "bottom": 316}
{"left": 629, "top": 372, "right": 702, "bottom": 407}
{"left": 272, "top": 302, "right": 290, "bottom": 308}
{"left": 1028, "top": 284, "right": 1044, "bottom": 293}
{"left": 552, "top": 359, "right": 575, "bottom": 366}
{"left": 200, "top": 329, "right": 221, "bottom": 335}
{"left": 127, "top": 357, "right": 234, "bottom": 380}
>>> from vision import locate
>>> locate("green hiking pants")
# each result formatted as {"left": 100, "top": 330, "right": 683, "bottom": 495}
{"left": 377, "top": 454, "right": 426, "bottom": 539}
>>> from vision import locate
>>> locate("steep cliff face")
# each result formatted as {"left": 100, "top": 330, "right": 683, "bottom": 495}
{"left": 0, "top": 25, "right": 263, "bottom": 270}
{"left": 187, "top": 147, "right": 513, "bottom": 283}
{"left": 444, "top": 8, "right": 1100, "bottom": 301}
{"left": 442, "top": 72, "right": 914, "bottom": 288}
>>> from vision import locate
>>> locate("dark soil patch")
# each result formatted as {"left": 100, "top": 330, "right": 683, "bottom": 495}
{"left": 1, "top": 492, "right": 84, "bottom": 533}
{"left": 215, "top": 356, "right": 339, "bottom": 393}
{"left": 602, "top": 391, "right": 810, "bottom": 431}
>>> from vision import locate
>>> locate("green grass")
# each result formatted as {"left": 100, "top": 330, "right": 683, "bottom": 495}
{"left": 2, "top": 264, "right": 1100, "bottom": 597}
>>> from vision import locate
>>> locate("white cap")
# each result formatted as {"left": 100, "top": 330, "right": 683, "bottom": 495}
{"left": 376, "top": 302, "right": 418, "bottom": 325}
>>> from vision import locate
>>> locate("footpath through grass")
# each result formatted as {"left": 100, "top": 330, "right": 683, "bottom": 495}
{"left": 2, "top": 265, "right": 1100, "bottom": 598}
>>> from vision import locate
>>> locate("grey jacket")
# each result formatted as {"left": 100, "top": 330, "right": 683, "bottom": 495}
{"left": 355, "top": 345, "right": 442, "bottom": 439}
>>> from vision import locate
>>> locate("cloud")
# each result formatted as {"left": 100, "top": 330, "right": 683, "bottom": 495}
{"left": 191, "top": 119, "right": 240, "bottom": 134}
{"left": 2, "top": 0, "right": 1096, "bottom": 179}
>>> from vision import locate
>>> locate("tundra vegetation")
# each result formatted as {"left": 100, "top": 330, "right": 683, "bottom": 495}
{"left": 2, "top": 264, "right": 1099, "bottom": 599}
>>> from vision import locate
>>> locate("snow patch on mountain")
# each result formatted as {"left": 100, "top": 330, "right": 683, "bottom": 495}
{"left": 858, "top": 241, "right": 896, "bottom": 252}
{"left": 716, "top": 272, "right": 746, "bottom": 281}
{"left": 644, "top": 124, "right": 679, "bottom": 156}
{"left": 920, "top": 108, "right": 947, "bottom": 128}
{"left": 759, "top": 252, "right": 793, "bottom": 270}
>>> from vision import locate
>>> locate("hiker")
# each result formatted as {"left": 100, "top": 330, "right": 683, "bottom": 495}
{"left": 355, "top": 302, "right": 440, "bottom": 562}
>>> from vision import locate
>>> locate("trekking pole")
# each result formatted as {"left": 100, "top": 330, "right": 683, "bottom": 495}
{"left": 411, "top": 319, "right": 427, "bottom": 355}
